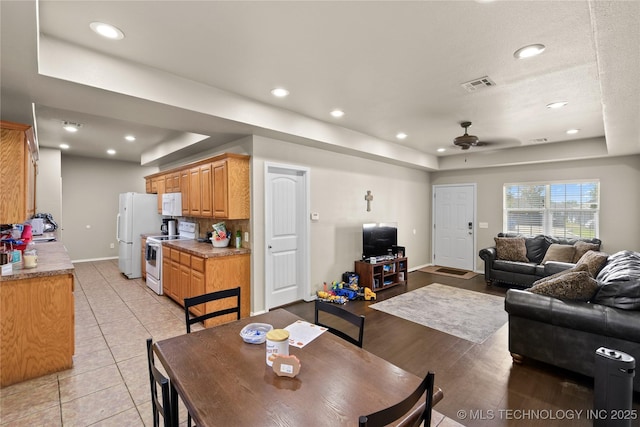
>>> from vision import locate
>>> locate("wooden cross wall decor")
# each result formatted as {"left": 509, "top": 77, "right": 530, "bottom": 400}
{"left": 365, "top": 190, "right": 373, "bottom": 212}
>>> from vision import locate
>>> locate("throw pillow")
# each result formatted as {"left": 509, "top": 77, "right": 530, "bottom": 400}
{"left": 529, "top": 270, "right": 599, "bottom": 301}
{"left": 494, "top": 237, "right": 528, "bottom": 262}
{"left": 576, "top": 250, "right": 608, "bottom": 278}
{"left": 541, "top": 244, "right": 576, "bottom": 264}
{"left": 535, "top": 262, "right": 589, "bottom": 284}
{"left": 573, "top": 241, "right": 601, "bottom": 263}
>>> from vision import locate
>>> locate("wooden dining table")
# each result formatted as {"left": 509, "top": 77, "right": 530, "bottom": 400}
{"left": 154, "top": 308, "right": 432, "bottom": 426}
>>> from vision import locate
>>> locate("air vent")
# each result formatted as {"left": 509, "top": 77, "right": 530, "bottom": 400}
{"left": 461, "top": 76, "right": 496, "bottom": 92}
{"left": 529, "top": 138, "right": 549, "bottom": 144}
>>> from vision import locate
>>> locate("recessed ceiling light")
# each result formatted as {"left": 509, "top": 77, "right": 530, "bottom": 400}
{"left": 437, "top": 148, "right": 446, "bottom": 153}
{"left": 125, "top": 135, "right": 136, "bottom": 142}
{"left": 566, "top": 129, "right": 580, "bottom": 135}
{"left": 59, "top": 144, "right": 70, "bottom": 150}
{"left": 514, "top": 44, "right": 546, "bottom": 59}
{"left": 270, "top": 88, "right": 289, "bottom": 98}
{"left": 330, "top": 109, "right": 345, "bottom": 118}
{"left": 396, "top": 132, "right": 408, "bottom": 140}
{"left": 546, "top": 101, "right": 568, "bottom": 109}
{"left": 107, "top": 149, "right": 116, "bottom": 155}
{"left": 62, "top": 121, "right": 82, "bottom": 132}
{"left": 90, "top": 22, "right": 125, "bottom": 40}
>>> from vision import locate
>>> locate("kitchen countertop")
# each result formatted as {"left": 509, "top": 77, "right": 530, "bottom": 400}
{"left": 163, "top": 239, "right": 251, "bottom": 258}
{"left": 0, "top": 240, "right": 74, "bottom": 281}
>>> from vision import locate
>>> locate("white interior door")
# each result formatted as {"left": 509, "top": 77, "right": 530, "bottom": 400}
{"left": 433, "top": 184, "right": 476, "bottom": 271}
{"left": 265, "top": 163, "right": 309, "bottom": 309}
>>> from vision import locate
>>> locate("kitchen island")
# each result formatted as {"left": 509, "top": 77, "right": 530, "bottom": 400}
{"left": 0, "top": 241, "right": 75, "bottom": 387}
{"left": 160, "top": 239, "right": 251, "bottom": 327}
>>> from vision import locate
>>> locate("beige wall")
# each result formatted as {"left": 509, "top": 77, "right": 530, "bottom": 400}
{"left": 36, "top": 148, "right": 62, "bottom": 224}
{"left": 250, "top": 135, "right": 431, "bottom": 313}
{"left": 60, "top": 155, "right": 158, "bottom": 261}
{"left": 431, "top": 155, "right": 640, "bottom": 270}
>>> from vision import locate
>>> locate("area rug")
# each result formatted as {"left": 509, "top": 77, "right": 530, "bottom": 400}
{"left": 369, "top": 283, "right": 507, "bottom": 344}
{"left": 418, "top": 265, "right": 478, "bottom": 280}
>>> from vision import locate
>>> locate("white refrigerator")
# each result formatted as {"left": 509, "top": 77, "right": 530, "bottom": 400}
{"left": 117, "top": 192, "right": 162, "bottom": 279}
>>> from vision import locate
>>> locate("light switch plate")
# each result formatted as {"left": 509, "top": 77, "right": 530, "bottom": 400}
{"left": 310, "top": 212, "right": 320, "bottom": 221}
{"left": 479, "top": 222, "right": 489, "bottom": 229}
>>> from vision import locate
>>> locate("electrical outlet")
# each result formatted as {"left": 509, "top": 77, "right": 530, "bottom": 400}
{"left": 110, "top": 243, "right": 115, "bottom": 249}
{"left": 244, "top": 232, "right": 249, "bottom": 242}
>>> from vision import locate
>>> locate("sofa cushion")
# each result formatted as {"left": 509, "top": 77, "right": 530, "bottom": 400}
{"left": 576, "top": 250, "right": 608, "bottom": 278}
{"left": 493, "top": 259, "right": 538, "bottom": 275}
{"left": 494, "top": 237, "right": 528, "bottom": 262}
{"left": 573, "top": 241, "right": 601, "bottom": 263}
{"left": 525, "top": 235, "right": 550, "bottom": 264}
{"left": 529, "top": 270, "right": 599, "bottom": 301}
{"left": 593, "top": 250, "right": 640, "bottom": 310}
{"left": 542, "top": 244, "right": 576, "bottom": 264}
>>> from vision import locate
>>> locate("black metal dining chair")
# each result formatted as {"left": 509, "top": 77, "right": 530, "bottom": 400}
{"left": 184, "top": 287, "right": 241, "bottom": 333}
{"left": 314, "top": 299, "right": 365, "bottom": 348}
{"left": 146, "top": 338, "right": 179, "bottom": 427}
{"left": 358, "top": 371, "right": 442, "bottom": 427}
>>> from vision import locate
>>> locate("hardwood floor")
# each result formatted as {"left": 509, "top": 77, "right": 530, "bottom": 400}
{"left": 284, "top": 271, "right": 640, "bottom": 427}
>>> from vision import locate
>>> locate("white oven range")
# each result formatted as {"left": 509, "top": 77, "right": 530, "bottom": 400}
{"left": 145, "top": 221, "right": 196, "bottom": 295}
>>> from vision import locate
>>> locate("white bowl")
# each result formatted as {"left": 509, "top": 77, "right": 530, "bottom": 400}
{"left": 240, "top": 323, "right": 273, "bottom": 344}
{"left": 211, "top": 237, "right": 230, "bottom": 247}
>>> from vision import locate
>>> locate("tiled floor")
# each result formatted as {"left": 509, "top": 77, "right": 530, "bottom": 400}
{"left": 1, "top": 259, "right": 200, "bottom": 426}
{"left": 1, "top": 259, "right": 459, "bottom": 426}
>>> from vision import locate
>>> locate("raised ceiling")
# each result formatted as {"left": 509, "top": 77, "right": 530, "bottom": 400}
{"left": 1, "top": 1, "right": 638, "bottom": 170}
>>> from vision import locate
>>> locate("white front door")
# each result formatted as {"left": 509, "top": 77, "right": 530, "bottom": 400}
{"left": 265, "top": 163, "right": 309, "bottom": 309}
{"left": 432, "top": 184, "right": 476, "bottom": 271}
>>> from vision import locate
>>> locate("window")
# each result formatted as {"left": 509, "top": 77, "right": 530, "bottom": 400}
{"left": 504, "top": 181, "right": 599, "bottom": 238}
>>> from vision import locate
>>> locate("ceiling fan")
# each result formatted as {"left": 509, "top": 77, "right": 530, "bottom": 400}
{"left": 453, "top": 121, "right": 487, "bottom": 150}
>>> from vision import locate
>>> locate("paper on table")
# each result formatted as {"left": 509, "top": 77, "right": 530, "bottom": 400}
{"left": 284, "top": 320, "right": 327, "bottom": 348}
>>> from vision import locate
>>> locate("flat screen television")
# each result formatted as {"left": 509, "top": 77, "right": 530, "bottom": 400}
{"left": 362, "top": 222, "right": 397, "bottom": 259}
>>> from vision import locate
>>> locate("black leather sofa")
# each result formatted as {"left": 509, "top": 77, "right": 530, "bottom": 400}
{"left": 505, "top": 250, "right": 640, "bottom": 392}
{"left": 479, "top": 233, "right": 602, "bottom": 287}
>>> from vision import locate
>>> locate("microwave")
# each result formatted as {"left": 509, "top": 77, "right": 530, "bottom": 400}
{"left": 162, "top": 192, "right": 182, "bottom": 216}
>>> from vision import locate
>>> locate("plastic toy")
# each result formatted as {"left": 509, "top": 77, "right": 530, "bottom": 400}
{"left": 364, "top": 287, "right": 376, "bottom": 301}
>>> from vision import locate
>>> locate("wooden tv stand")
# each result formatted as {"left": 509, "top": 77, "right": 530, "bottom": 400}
{"left": 354, "top": 257, "right": 408, "bottom": 291}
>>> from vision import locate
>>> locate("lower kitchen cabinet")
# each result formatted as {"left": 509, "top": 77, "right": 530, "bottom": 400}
{"left": 1, "top": 268, "right": 74, "bottom": 386}
{"left": 163, "top": 247, "right": 249, "bottom": 327}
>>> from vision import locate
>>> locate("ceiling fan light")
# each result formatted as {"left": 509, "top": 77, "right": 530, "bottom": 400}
{"left": 514, "top": 44, "right": 545, "bottom": 59}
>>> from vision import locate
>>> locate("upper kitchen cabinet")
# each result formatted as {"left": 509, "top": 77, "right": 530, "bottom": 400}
{"left": 0, "top": 121, "right": 37, "bottom": 224}
{"left": 145, "top": 153, "right": 249, "bottom": 220}
{"left": 213, "top": 155, "right": 250, "bottom": 219}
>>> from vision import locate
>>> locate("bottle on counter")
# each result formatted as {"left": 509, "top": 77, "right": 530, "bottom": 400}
{"left": 235, "top": 230, "right": 242, "bottom": 249}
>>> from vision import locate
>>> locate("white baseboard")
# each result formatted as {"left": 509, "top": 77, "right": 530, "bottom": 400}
{"left": 72, "top": 256, "right": 118, "bottom": 263}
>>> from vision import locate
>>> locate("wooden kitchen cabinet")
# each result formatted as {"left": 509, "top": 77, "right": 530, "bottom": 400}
{"left": 162, "top": 246, "right": 250, "bottom": 327}
{"left": 200, "top": 163, "right": 213, "bottom": 216}
{"left": 164, "top": 172, "right": 180, "bottom": 194}
{"left": 189, "top": 166, "right": 201, "bottom": 215}
{"left": 0, "top": 121, "right": 37, "bottom": 224}
{"left": 180, "top": 169, "right": 190, "bottom": 215}
{"left": 213, "top": 155, "right": 250, "bottom": 219}
{"left": 144, "top": 153, "right": 249, "bottom": 219}
{"left": 156, "top": 177, "right": 165, "bottom": 213}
